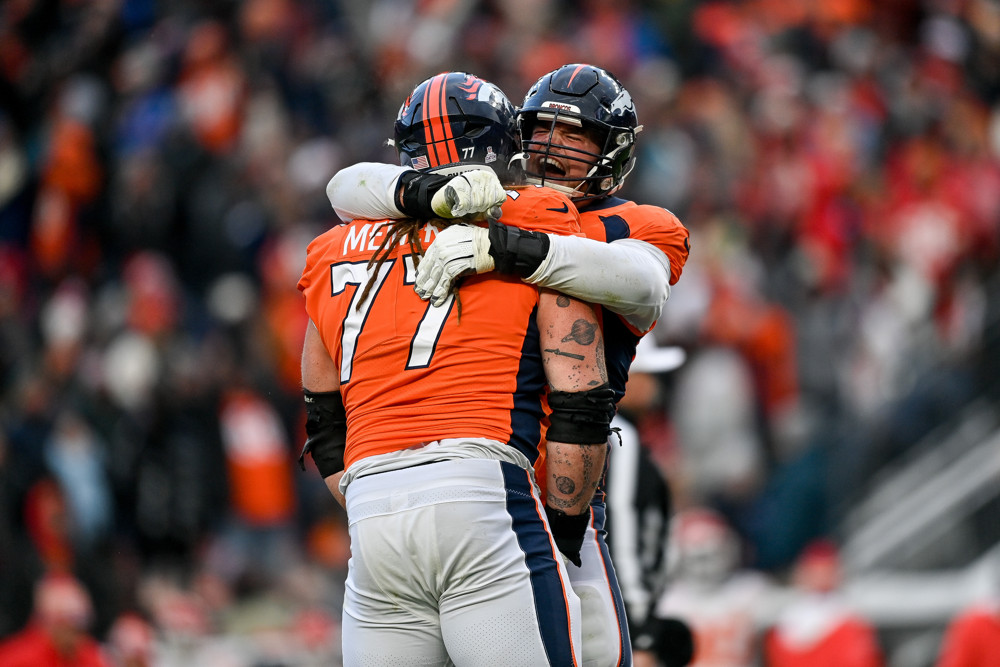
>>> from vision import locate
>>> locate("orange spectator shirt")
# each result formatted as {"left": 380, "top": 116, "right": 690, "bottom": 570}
{"left": 219, "top": 389, "right": 297, "bottom": 526}
{"left": 298, "top": 186, "right": 582, "bottom": 469}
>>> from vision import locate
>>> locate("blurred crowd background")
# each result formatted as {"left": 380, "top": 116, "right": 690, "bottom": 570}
{"left": 1, "top": 0, "right": 999, "bottom": 665}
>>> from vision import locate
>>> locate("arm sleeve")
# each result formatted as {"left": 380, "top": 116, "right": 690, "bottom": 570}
{"left": 526, "top": 236, "right": 670, "bottom": 333}
{"left": 325, "top": 162, "right": 410, "bottom": 221}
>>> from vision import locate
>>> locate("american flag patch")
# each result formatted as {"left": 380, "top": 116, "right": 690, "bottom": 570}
{"left": 411, "top": 155, "right": 429, "bottom": 170}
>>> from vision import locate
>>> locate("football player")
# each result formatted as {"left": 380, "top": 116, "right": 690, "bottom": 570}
{"left": 324, "top": 64, "right": 691, "bottom": 667}
{"left": 300, "top": 71, "right": 614, "bottom": 665}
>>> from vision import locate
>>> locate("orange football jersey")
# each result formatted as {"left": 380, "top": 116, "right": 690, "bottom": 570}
{"left": 299, "top": 186, "right": 582, "bottom": 469}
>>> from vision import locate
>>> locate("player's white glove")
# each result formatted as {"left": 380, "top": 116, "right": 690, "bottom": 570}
{"left": 415, "top": 224, "right": 495, "bottom": 306}
{"left": 429, "top": 168, "right": 506, "bottom": 219}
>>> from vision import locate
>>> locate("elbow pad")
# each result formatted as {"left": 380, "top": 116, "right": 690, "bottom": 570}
{"left": 395, "top": 170, "right": 450, "bottom": 218}
{"left": 546, "top": 384, "right": 615, "bottom": 445}
{"left": 298, "top": 390, "right": 347, "bottom": 478}
{"left": 487, "top": 220, "right": 550, "bottom": 278}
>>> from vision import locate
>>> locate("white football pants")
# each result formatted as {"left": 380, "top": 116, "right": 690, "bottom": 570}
{"left": 342, "top": 457, "right": 583, "bottom": 666}
{"left": 568, "top": 502, "right": 632, "bottom": 667}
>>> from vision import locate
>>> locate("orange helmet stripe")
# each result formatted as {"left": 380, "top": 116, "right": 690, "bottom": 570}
{"left": 423, "top": 73, "right": 459, "bottom": 167}
{"left": 437, "top": 76, "right": 460, "bottom": 164}
{"left": 565, "top": 64, "right": 587, "bottom": 87}
{"left": 422, "top": 75, "right": 443, "bottom": 167}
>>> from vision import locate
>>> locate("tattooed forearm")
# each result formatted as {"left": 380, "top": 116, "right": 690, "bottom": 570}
{"left": 548, "top": 443, "right": 604, "bottom": 511}
{"left": 555, "top": 476, "right": 576, "bottom": 495}
{"left": 596, "top": 339, "right": 607, "bottom": 381}
{"left": 543, "top": 348, "right": 585, "bottom": 360}
{"left": 556, "top": 295, "right": 571, "bottom": 307}
{"left": 548, "top": 496, "right": 575, "bottom": 511}
{"left": 561, "top": 319, "right": 597, "bottom": 346}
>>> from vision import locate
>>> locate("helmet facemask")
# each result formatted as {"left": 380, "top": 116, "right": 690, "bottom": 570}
{"left": 521, "top": 109, "right": 638, "bottom": 200}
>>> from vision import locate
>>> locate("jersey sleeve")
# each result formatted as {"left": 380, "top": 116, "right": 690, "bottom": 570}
{"left": 500, "top": 187, "right": 583, "bottom": 236}
{"left": 297, "top": 226, "right": 347, "bottom": 326}
{"left": 326, "top": 162, "right": 409, "bottom": 221}
{"left": 297, "top": 231, "right": 328, "bottom": 294}
{"left": 626, "top": 205, "right": 690, "bottom": 286}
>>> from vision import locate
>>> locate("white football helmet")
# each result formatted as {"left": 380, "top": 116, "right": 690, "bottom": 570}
{"left": 668, "top": 507, "right": 740, "bottom": 588}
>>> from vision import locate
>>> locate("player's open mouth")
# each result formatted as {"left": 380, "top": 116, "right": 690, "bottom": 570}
{"left": 540, "top": 157, "right": 567, "bottom": 177}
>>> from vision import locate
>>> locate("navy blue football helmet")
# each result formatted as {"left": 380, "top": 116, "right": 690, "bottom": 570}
{"left": 393, "top": 72, "right": 523, "bottom": 183}
{"left": 518, "top": 64, "right": 641, "bottom": 199}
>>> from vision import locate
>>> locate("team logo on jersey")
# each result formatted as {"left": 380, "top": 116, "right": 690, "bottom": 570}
{"left": 485, "top": 147, "right": 496, "bottom": 163}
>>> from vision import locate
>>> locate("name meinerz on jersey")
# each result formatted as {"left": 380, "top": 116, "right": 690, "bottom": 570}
{"left": 342, "top": 222, "right": 438, "bottom": 255}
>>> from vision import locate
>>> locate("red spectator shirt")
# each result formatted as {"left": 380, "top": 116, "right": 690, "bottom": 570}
{"left": 0, "top": 624, "right": 111, "bottom": 667}
{"left": 936, "top": 603, "right": 1000, "bottom": 667}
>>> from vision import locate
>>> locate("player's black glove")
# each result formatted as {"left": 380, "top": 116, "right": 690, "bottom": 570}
{"left": 637, "top": 616, "right": 694, "bottom": 667}
{"left": 544, "top": 505, "right": 590, "bottom": 567}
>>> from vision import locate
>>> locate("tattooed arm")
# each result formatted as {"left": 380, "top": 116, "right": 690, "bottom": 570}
{"left": 537, "top": 289, "right": 609, "bottom": 517}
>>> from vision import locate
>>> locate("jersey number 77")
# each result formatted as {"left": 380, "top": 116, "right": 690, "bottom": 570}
{"left": 330, "top": 254, "right": 456, "bottom": 383}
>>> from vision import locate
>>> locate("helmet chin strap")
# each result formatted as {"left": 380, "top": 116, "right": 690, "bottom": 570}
{"left": 508, "top": 152, "right": 529, "bottom": 172}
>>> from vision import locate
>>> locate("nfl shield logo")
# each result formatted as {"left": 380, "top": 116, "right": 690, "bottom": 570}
{"left": 485, "top": 147, "right": 496, "bottom": 164}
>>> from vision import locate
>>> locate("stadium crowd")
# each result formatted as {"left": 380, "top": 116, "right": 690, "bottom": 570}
{"left": 1, "top": 0, "right": 999, "bottom": 664}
